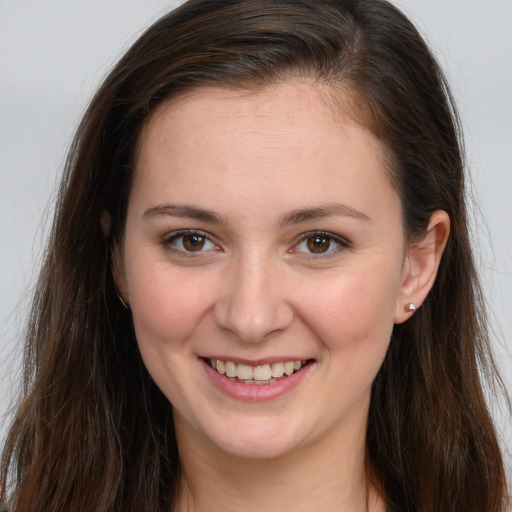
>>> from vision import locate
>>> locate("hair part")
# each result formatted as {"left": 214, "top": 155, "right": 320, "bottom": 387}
{"left": 1, "top": 1, "right": 509, "bottom": 511}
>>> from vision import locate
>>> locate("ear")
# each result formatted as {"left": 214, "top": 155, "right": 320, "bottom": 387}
{"left": 111, "top": 236, "right": 130, "bottom": 308}
{"left": 102, "top": 209, "right": 130, "bottom": 308}
{"left": 394, "top": 210, "right": 450, "bottom": 324}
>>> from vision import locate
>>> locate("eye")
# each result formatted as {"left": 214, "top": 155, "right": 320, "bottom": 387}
{"left": 292, "top": 231, "right": 350, "bottom": 257}
{"left": 164, "top": 230, "right": 219, "bottom": 254}
{"left": 305, "top": 234, "right": 333, "bottom": 254}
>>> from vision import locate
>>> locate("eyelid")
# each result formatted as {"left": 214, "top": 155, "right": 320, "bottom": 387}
{"left": 290, "top": 230, "right": 351, "bottom": 258}
{"left": 162, "top": 229, "right": 221, "bottom": 255}
{"left": 160, "top": 229, "right": 350, "bottom": 259}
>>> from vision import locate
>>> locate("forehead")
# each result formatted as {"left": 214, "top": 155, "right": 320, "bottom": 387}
{"left": 137, "top": 81, "right": 391, "bottom": 166}
{"left": 131, "top": 81, "right": 398, "bottom": 223}
{"left": 138, "top": 81, "right": 341, "bottom": 151}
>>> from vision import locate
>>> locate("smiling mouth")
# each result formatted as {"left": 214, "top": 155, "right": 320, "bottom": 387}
{"left": 206, "top": 358, "right": 311, "bottom": 385}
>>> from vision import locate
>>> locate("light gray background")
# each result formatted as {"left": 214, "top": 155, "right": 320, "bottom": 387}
{"left": 1, "top": 0, "right": 511, "bottom": 477}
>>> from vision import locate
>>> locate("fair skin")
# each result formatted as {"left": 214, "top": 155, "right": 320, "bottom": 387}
{"left": 114, "top": 81, "right": 449, "bottom": 512}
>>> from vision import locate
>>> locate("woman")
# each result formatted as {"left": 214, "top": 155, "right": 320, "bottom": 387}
{"left": 1, "top": 0, "right": 509, "bottom": 510}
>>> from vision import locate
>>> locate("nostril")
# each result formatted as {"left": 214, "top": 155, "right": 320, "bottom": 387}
{"left": 212, "top": 299, "right": 294, "bottom": 343}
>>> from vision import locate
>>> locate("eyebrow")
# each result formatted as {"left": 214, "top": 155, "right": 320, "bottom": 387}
{"left": 279, "top": 203, "right": 370, "bottom": 226}
{"left": 141, "top": 202, "right": 370, "bottom": 225}
{"left": 142, "top": 204, "right": 227, "bottom": 224}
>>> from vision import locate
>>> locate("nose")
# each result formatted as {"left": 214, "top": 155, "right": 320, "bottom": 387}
{"left": 213, "top": 255, "right": 294, "bottom": 343}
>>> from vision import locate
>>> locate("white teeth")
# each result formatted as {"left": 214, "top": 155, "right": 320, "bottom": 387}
{"left": 283, "top": 361, "right": 295, "bottom": 375}
{"left": 236, "top": 363, "right": 253, "bottom": 380}
{"left": 210, "top": 358, "right": 308, "bottom": 381}
{"left": 253, "top": 364, "right": 272, "bottom": 381}
{"left": 225, "top": 361, "right": 237, "bottom": 378}
{"left": 216, "top": 360, "right": 226, "bottom": 375}
{"left": 270, "top": 362, "right": 284, "bottom": 378}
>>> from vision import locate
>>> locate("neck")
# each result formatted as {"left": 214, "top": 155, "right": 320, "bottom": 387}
{"left": 173, "top": 414, "right": 379, "bottom": 512}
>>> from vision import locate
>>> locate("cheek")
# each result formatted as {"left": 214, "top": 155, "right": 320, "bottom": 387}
{"left": 295, "top": 264, "right": 400, "bottom": 357}
{"left": 297, "top": 270, "right": 398, "bottom": 409}
{"left": 127, "top": 261, "right": 215, "bottom": 349}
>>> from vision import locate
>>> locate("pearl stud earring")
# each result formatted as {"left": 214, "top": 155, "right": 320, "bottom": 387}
{"left": 404, "top": 303, "right": 416, "bottom": 313}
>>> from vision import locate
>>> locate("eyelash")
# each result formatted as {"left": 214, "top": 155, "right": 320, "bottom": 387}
{"left": 162, "top": 229, "right": 220, "bottom": 257}
{"left": 161, "top": 229, "right": 351, "bottom": 259}
{"left": 290, "top": 231, "right": 351, "bottom": 260}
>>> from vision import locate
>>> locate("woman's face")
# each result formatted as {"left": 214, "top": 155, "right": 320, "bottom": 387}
{"left": 116, "top": 81, "right": 410, "bottom": 459}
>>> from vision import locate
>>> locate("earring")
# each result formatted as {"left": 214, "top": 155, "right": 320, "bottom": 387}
{"left": 116, "top": 290, "right": 129, "bottom": 310}
{"left": 404, "top": 303, "right": 416, "bottom": 313}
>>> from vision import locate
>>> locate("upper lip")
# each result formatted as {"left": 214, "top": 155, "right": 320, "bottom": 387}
{"left": 201, "top": 356, "right": 312, "bottom": 366}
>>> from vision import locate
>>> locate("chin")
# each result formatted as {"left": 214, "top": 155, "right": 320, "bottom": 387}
{"left": 198, "top": 416, "right": 306, "bottom": 461}
{"left": 214, "top": 434, "right": 297, "bottom": 460}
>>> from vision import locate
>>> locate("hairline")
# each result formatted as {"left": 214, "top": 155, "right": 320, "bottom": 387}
{"left": 132, "top": 75, "right": 401, "bottom": 216}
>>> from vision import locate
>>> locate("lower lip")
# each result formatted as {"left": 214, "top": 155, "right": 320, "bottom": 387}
{"left": 201, "top": 359, "right": 314, "bottom": 402}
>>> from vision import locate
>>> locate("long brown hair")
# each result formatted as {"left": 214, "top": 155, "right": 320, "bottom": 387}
{"left": 1, "top": 1, "right": 509, "bottom": 510}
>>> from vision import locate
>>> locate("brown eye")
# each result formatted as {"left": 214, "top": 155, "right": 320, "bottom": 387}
{"left": 182, "top": 234, "right": 206, "bottom": 251}
{"left": 292, "top": 231, "right": 349, "bottom": 258}
{"left": 165, "top": 230, "right": 218, "bottom": 255}
{"left": 306, "top": 235, "right": 331, "bottom": 253}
